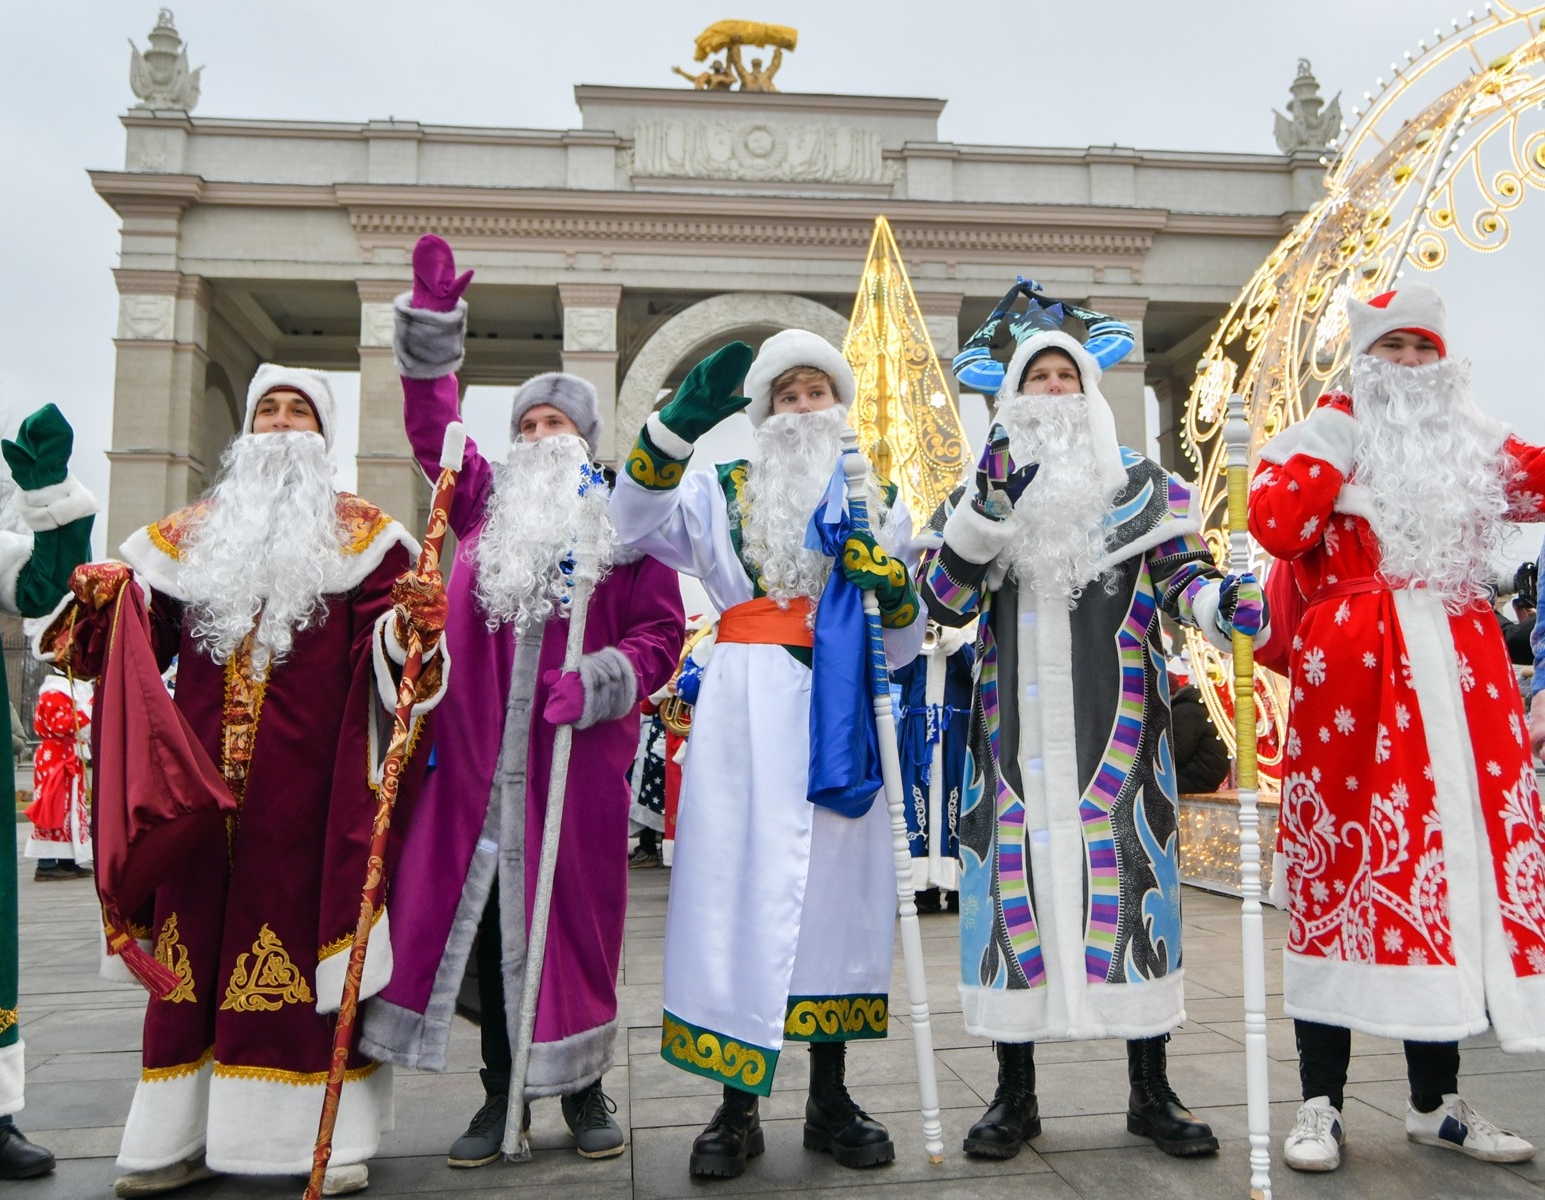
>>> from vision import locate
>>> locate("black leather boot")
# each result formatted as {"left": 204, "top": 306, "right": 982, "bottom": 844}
{"left": 689, "top": 1085, "right": 763, "bottom": 1178}
{"left": 0, "top": 1116, "right": 55, "bottom": 1180}
{"left": 963, "top": 1041, "right": 1040, "bottom": 1158}
{"left": 802, "top": 1041, "right": 895, "bottom": 1168}
{"left": 1125, "top": 1035, "right": 1219, "bottom": 1156}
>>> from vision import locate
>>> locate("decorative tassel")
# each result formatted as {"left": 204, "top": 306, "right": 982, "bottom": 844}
{"left": 103, "top": 909, "right": 180, "bottom": 1000}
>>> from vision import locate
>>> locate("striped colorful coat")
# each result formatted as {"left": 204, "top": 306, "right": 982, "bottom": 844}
{"left": 923, "top": 447, "right": 1228, "bottom": 1042}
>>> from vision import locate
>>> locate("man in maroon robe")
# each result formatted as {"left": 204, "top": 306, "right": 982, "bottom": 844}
{"left": 47, "top": 366, "right": 447, "bottom": 1197}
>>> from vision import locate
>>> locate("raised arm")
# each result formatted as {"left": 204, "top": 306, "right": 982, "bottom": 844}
{"left": 0, "top": 404, "right": 96, "bottom": 619}
{"left": 1248, "top": 392, "right": 1360, "bottom": 561}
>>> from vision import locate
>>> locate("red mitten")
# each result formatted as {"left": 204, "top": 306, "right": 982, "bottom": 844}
{"left": 1316, "top": 390, "right": 1354, "bottom": 415}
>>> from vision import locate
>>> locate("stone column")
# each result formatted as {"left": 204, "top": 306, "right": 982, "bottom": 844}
{"left": 1090, "top": 296, "right": 1149, "bottom": 450}
{"left": 915, "top": 291, "right": 964, "bottom": 400}
{"left": 557, "top": 284, "right": 622, "bottom": 464}
{"left": 105, "top": 270, "right": 213, "bottom": 549}
{"left": 356, "top": 281, "right": 428, "bottom": 531}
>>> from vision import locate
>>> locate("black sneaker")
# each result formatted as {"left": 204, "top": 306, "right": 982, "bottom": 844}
{"left": 561, "top": 1081, "right": 625, "bottom": 1159}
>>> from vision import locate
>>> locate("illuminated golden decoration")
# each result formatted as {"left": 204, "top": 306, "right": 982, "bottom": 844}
{"left": 1182, "top": 5, "right": 1545, "bottom": 786}
{"left": 153, "top": 913, "right": 196, "bottom": 1004}
{"left": 220, "top": 924, "right": 314, "bottom": 1012}
{"left": 843, "top": 216, "right": 969, "bottom": 532}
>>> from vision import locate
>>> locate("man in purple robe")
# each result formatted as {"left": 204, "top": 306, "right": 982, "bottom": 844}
{"left": 361, "top": 236, "right": 682, "bottom": 1167}
{"left": 50, "top": 367, "right": 448, "bottom": 1197}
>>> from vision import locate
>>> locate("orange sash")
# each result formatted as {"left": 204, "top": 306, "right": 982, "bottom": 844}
{"left": 716, "top": 596, "right": 815, "bottom": 649}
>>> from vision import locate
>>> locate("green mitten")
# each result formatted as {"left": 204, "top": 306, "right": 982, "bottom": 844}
{"left": 3, "top": 403, "right": 73, "bottom": 491}
{"left": 657, "top": 342, "right": 755, "bottom": 445}
{"left": 841, "top": 530, "right": 920, "bottom": 629}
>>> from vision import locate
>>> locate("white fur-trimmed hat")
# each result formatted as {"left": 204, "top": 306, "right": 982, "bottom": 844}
{"left": 245, "top": 364, "right": 338, "bottom": 452}
{"left": 997, "top": 330, "right": 1128, "bottom": 501}
{"left": 742, "top": 329, "right": 856, "bottom": 428}
{"left": 1347, "top": 284, "right": 1448, "bottom": 358}
{"left": 511, "top": 372, "right": 601, "bottom": 454}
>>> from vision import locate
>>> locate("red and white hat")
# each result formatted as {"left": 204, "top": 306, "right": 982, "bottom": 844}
{"left": 1346, "top": 284, "right": 1448, "bottom": 358}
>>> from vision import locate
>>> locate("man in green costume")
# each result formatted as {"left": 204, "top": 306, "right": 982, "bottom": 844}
{"left": 0, "top": 404, "right": 97, "bottom": 1179}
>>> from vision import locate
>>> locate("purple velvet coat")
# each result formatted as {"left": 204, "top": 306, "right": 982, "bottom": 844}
{"left": 361, "top": 371, "right": 682, "bottom": 1097}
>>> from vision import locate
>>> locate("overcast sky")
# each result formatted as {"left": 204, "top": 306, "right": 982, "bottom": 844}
{"left": 5, "top": 1, "right": 1544, "bottom": 562}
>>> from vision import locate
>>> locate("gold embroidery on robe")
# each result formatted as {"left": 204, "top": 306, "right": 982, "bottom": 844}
{"left": 211, "top": 1059, "right": 381, "bottom": 1087}
{"left": 153, "top": 913, "right": 196, "bottom": 1004}
{"left": 220, "top": 924, "right": 314, "bottom": 1012}
{"left": 221, "top": 636, "right": 269, "bottom": 852}
{"left": 0, "top": 1006, "right": 17, "bottom": 1037}
{"left": 145, "top": 493, "right": 392, "bottom": 561}
{"left": 142, "top": 1047, "right": 213, "bottom": 1083}
{"left": 317, "top": 905, "right": 384, "bottom": 963}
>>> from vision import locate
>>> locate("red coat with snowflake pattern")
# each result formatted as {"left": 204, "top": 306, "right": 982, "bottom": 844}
{"left": 1249, "top": 392, "right": 1545, "bottom": 1051}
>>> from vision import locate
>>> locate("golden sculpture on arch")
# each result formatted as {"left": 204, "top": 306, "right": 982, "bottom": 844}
{"left": 1181, "top": 4, "right": 1545, "bottom": 787}
{"left": 843, "top": 216, "right": 968, "bottom": 532}
{"left": 673, "top": 21, "right": 797, "bottom": 92}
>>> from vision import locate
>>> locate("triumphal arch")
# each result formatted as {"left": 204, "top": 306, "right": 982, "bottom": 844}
{"left": 94, "top": 13, "right": 1330, "bottom": 547}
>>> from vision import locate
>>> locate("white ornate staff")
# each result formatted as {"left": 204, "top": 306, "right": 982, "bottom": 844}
{"left": 840, "top": 425, "right": 945, "bottom": 1164}
{"left": 503, "top": 463, "right": 611, "bottom": 1161}
{"left": 1225, "top": 394, "right": 1272, "bottom": 1200}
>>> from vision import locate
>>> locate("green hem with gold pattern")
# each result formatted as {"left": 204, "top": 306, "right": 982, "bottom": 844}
{"left": 783, "top": 993, "right": 889, "bottom": 1043}
{"left": 623, "top": 428, "right": 689, "bottom": 492}
{"left": 660, "top": 1009, "right": 778, "bottom": 1096}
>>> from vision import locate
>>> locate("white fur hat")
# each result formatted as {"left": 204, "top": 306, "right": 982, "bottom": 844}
{"left": 245, "top": 364, "right": 339, "bottom": 452}
{"left": 1346, "top": 284, "right": 1448, "bottom": 357}
{"left": 742, "top": 329, "right": 856, "bottom": 428}
{"left": 510, "top": 372, "right": 601, "bottom": 454}
{"left": 997, "top": 330, "right": 1128, "bottom": 500}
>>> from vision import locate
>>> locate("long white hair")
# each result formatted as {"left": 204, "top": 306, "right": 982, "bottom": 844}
{"left": 474, "top": 433, "right": 616, "bottom": 629}
{"left": 178, "top": 431, "right": 347, "bottom": 670}
{"left": 995, "top": 391, "right": 1112, "bottom": 603}
{"left": 1351, "top": 354, "right": 1511, "bottom": 609}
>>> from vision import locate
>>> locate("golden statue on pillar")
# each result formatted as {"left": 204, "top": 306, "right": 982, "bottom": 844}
{"left": 842, "top": 217, "right": 968, "bottom": 532}
{"left": 673, "top": 21, "right": 798, "bottom": 92}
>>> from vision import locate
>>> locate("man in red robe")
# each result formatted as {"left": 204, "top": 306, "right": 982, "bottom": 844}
{"left": 48, "top": 366, "right": 446, "bottom": 1197}
{"left": 1250, "top": 284, "right": 1544, "bottom": 1174}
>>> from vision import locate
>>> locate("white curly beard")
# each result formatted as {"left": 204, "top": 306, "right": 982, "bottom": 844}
{"left": 178, "top": 431, "right": 347, "bottom": 671}
{"left": 995, "top": 392, "right": 1111, "bottom": 602}
{"left": 475, "top": 433, "right": 617, "bottom": 629}
{"left": 1351, "top": 354, "right": 1512, "bottom": 608}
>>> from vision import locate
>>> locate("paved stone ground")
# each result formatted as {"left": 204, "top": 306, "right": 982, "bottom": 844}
{"left": 11, "top": 845, "right": 1545, "bottom": 1199}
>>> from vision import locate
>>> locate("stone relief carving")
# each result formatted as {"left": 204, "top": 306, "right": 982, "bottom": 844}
{"left": 359, "top": 302, "right": 396, "bottom": 349}
{"left": 564, "top": 307, "right": 618, "bottom": 353}
{"left": 632, "top": 119, "right": 885, "bottom": 185}
{"left": 117, "top": 294, "right": 176, "bottom": 341}
{"left": 129, "top": 10, "right": 203, "bottom": 112}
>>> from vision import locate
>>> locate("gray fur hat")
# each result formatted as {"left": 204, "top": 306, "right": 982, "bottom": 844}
{"left": 510, "top": 372, "right": 601, "bottom": 453}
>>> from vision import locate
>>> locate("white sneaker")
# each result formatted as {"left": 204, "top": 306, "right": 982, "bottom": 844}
{"left": 113, "top": 1154, "right": 217, "bottom": 1197}
{"left": 322, "top": 1162, "right": 370, "bottom": 1195}
{"left": 1406, "top": 1094, "right": 1536, "bottom": 1163}
{"left": 1285, "top": 1096, "right": 1346, "bottom": 1172}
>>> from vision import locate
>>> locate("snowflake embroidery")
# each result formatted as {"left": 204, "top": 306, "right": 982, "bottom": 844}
{"left": 1395, "top": 702, "right": 1411, "bottom": 731}
{"left": 1422, "top": 764, "right": 1435, "bottom": 782}
{"left": 1506, "top": 931, "right": 1519, "bottom": 958}
{"left": 1318, "top": 726, "right": 1331, "bottom": 743}
{"left": 1486, "top": 682, "right": 1499, "bottom": 700}
{"left": 1300, "top": 515, "right": 1319, "bottom": 539}
{"left": 1377, "top": 620, "right": 1386, "bottom": 633}
{"left": 1287, "top": 729, "right": 1302, "bottom": 758}
{"left": 1294, "top": 686, "right": 1305, "bottom": 703}
{"left": 1456, "top": 654, "right": 1475, "bottom": 692}
{"left": 1267, "top": 518, "right": 1277, "bottom": 529}
{"left": 1311, "top": 880, "right": 1330, "bottom": 903}
{"left": 1251, "top": 467, "right": 1275, "bottom": 491}
{"left": 1311, "top": 766, "right": 1321, "bottom": 782}
{"left": 1511, "top": 713, "right": 1524, "bottom": 746}
{"left": 1308, "top": 463, "right": 1322, "bottom": 478}
{"left": 1292, "top": 635, "right": 1304, "bottom": 651}
{"left": 1362, "top": 651, "right": 1376, "bottom": 668}
{"left": 1529, "top": 946, "right": 1545, "bottom": 977}
{"left": 1382, "top": 927, "right": 1403, "bottom": 954}
{"left": 1390, "top": 780, "right": 1410, "bottom": 809}
{"left": 1333, "top": 879, "right": 1347, "bottom": 895}
{"left": 1346, "top": 776, "right": 1359, "bottom": 791}
{"left": 1408, "top": 949, "right": 1430, "bottom": 966}
{"left": 1374, "top": 724, "right": 1392, "bottom": 763}
{"left": 1335, "top": 600, "right": 1351, "bottom": 626}
{"left": 1302, "top": 647, "right": 1327, "bottom": 686}
{"left": 1486, "top": 761, "right": 1503, "bottom": 777}
{"left": 1324, "top": 523, "right": 1341, "bottom": 554}
{"left": 1334, "top": 707, "right": 1356, "bottom": 735}
{"left": 1288, "top": 481, "right": 1300, "bottom": 493}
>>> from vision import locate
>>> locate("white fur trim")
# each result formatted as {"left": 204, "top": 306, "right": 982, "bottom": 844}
{"left": 211, "top": 1063, "right": 390, "bottom": 1174}
{"left": 0, "top": 1041, "right": 23, "bottom": 1117}
{"left": 1190, "top": 580, "right": 1232, "bottom": 653}
{"left": 0, "top": 530, "right": 33, "bottom": 616}
{"left": 116, "top": 1058, "right": 213, "bottom": 1172}
{"left": 1258, "top": 406, "right": 1361, "bottom": 475}
{"left": 24, "top": 590, "right": 73, "bottom": 660}
{"left": 1346, "top": 283, "right": 1447, "bottom": 357}
{"left": 577, "top": 645, "right": 640, "bottom": 728}
{"left": 245, "top": 364, "right": 338, "bottom": 452}
{"left": 961, "top": 972, "right": 1185, "bottom": 1042}
{"left": 121, "top": 514, "right": 419, "bottom": 604}
{"left": 942, "top": 498, "right": 1013, "bottom": 566}
{"left": 438, "top": 422, "right": 467, "bottom": 471}
{"left": 1282, "top": 953, "right": 1489, "bottom": 1042}
{"left": 742, "top": 329, "right": 856, "bottom": 428}
{"left": 996, "top": 330, "right": 1127, "bottom": 500}
{"left": 645, "top": 412, "right": 694, "bottom": 460}
{"left": 14, "top": 476, "right": 96, "bottom": 531}
{"left": 370, "top": 612, "right": 448, "bottom": 719}
{"left": 1331, "top": 482, "right": 1377, "bottom": 523}
{"left": 315, "top": 909, "right": 393, "bottom": 1015}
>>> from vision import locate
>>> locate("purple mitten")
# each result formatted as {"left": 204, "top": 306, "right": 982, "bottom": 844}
{"left": 542, "top": 668, "right": 586, "bottom": 727}
{"left": 411, "top": 234, "right": 474, "bottom": 313}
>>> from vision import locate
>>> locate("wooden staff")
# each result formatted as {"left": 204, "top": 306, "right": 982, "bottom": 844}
{"left": 1225, "top": 395, "right": 1272, "bottom": 1200}
{"left": 303, "top": 422, "right": 466, "bottom": 1200}
{"left": 840, "top": 426, "right": 945, "bottom": 1163}
{"left": 502, "top": 465, "right": 610, "bottom": 1160}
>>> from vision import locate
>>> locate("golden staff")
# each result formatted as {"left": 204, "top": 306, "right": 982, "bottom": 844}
{"left": 302, "top": 422, "right": 465, "bottom": 1200}
{"left": 1225, "top": 395, "right": 1272, "bottom": 1200}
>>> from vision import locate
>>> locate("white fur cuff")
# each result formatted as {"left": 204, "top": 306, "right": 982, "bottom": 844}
{"left": 15, "top": 476, "right": 97, "bottom": 531}
{"left": 942, "top": 499, "right": 1014, "bottom": 567}
{"left": 0, "top": 1040, "right": 23, "bottom": 1117}
{"left": 1264, "top": 407, "right": 1361, "bottom": 475}
{"left": 1190, "top": 581, "right": 1233, "bottom": 653}
{"left": 577, "top": 645, "right": 640, "bottom": 729}
{"left": 315, "top": 910, "right": 393, "bottom": 1014}
{"left": 645, "top": 413, "right": 694, "bottom": 461}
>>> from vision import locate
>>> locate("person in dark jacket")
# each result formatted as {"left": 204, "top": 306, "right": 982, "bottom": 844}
{"left": 1170, "top": 684, "right": 1230, "bottom": 795}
